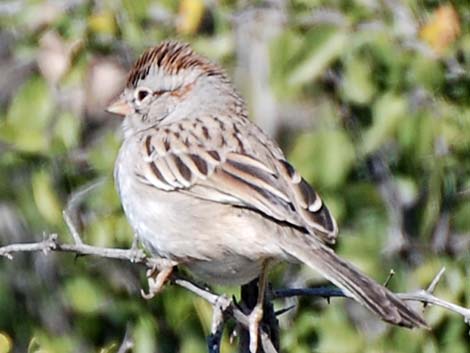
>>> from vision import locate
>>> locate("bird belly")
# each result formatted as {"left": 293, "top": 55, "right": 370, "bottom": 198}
{"left": 117, "top": 175, "right": 284, "bottom": 284}
{"left": 187, "top": 257, "right": 264, "bottom": 285}
{"left": 116, "top": 147, "right": 285, "bottom": 285}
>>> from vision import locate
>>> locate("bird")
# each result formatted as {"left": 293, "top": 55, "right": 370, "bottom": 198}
{"left": 107, "top": 40, "right": 427, "bottom": 352}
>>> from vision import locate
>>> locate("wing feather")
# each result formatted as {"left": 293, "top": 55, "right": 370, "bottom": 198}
{"left": 136, "top": 118, "right": 338, "bottom": 244}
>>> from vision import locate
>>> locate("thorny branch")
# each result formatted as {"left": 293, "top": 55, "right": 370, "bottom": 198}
{"left": 1, "top": 233, "right": 469, "bottom": 352}
{"left": 272, "top": 267, "right": 470, "bottom": 325}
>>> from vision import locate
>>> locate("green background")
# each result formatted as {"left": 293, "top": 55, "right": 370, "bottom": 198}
{"left": 0, "top": 0, "right": 469, "bottom": 352}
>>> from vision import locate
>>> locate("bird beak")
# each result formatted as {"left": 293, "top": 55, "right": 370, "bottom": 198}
{"left": 106, "top": 96, "right": 131, "bottom": 117}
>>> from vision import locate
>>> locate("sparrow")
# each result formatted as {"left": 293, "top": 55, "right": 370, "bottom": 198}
{"left": 107, "top": 40, "right": 427, "bottom": 352}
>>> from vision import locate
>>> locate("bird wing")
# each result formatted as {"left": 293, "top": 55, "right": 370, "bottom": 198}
{"left": 134, "top": 116, "right": 338, "bottom": 244}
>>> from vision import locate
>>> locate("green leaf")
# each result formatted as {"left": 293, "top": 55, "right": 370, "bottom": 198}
{"left": 122, "top": 0, "right": 150, "bottom": 22}
{"left": 52, "top": 111, "right": 81, "bottom": 151}
{"left": 289, "top": 129, "right": 356, "bottom": 189}
{"left": 317, "top": 305, "right": 365, "bottom": 353}
{"left": 0, "top": 77, "right": 54, "bottom": 153}
{"left": 180, "top": 335, "right": 206, "bottom": 353}
{"left": 31, "top": 169, "right": 62, "bottom": 224}
{"left": 398, "top": 112, "right": 434, "bottom": 159}
{"left": 420, "top": 166, "right": 442, "bottom": 238}
{"left": 407, "top": 56, "right": 444, "bottom": 91}
{"left": 270, "top": 29, "right": 304, "bottom": 97}
{"left": 88, "top": 131, "right": 121, "bottom": 173}
{"left": 99, "top": 342, "right": 118, "bottom": 353}
{"left": 28, "top": 331, "right": 75, "bottom": 353}
{"left": 134, "top": 316, "right": 157, "bottom": 353}
{"left": 64, "top": 277, "right": 106, "bottom": 314}
{"left": 288, "top": 27, "right": 347, "bottom": 87}
{"left": 362, "top": 93, "right": 407, "bottom": 154}
{"left": 453, "top": 201, "right": 470, "bottom": 232}
{"left": 341, "top": 53, "right": 376, "bottom": 104}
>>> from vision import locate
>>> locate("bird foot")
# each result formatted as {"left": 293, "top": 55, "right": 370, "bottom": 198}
{"left": 141, "top": 265, "right": 173, "bottom": 299}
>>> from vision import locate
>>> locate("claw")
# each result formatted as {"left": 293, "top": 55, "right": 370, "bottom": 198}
{"left": 141, "top": 266, "right": 173, "bottom": 300}
{"left": 146, "top": 263, "right": 158, "bottom": 278}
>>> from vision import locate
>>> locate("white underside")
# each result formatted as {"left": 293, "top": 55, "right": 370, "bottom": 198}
{"left": 115, "top": 141, "right": 286, "bottom": 285}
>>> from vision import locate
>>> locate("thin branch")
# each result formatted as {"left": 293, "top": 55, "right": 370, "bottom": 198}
{"left": 116, "top": 325, "right": 133, "bottom": 353}
{"left": 400, "top": 290, "right": 470, "bottom": 324}
{"left": 207, "top": 295, "right": 231, "bottom": 353}
{"left": 1, "top": 236, "right": 469, "bottom": 350}
{"left": 0, "top": 234, "right": 58, "bottom": 260}
{"left": 63, "top": 211, "right": 83, "bottom": 245}
{"left": 271, "top": 267, "right": 470, "bottom": 326}
{"left": 427, "top": 267, "right": 446, "bottom": 293}
{"left": 383, "top": 269, "right": 395, "bottom": 287}
{"left": 0, "top": 233, "right": 148, "bottom": 265}
{"left": 260, "top": 330, "right": 278, "bottom": 353}
{"left": 271, "top": 286, "right": 346, "bottom": 300}
{"left": 172, "top": 278, "right": 219, "bottom": 309}
{"left": 0, "top": 235, "right": 279, "bottom": 350}
{"left": 63, "top": 178, "right": 105, "bottom": 245}
{"left": 175, "top": 277, "right": 279, "bottom": 351}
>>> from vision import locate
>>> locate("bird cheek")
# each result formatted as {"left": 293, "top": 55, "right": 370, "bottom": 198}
{"left": 147, "top": 98, "right": 170, "bottom": 120}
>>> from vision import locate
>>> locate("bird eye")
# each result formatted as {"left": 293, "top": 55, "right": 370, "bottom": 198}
{"left": 135, "top": 87, "right": 152, "bottom": 103}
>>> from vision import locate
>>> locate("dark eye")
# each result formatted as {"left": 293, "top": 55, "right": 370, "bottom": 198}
{"left": 135, "top": 88, "right": 152, "bottom": 103}
{"left": 153, "top": 90, "right": 166, "bottom": 96}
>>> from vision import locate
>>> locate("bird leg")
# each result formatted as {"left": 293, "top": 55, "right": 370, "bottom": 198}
{"left": 128, "top": 236, "right": 144, "bottom": 263}
{"left": 248, "top": 260, "right": 270, "bottom": 353}
{"left": 141, "top": 263, "right": 174, "bottom": 299}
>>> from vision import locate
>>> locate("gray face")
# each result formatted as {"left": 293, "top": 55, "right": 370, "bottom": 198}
{"left": 121, "top": 67, "right": 203, "bottom": 135}
{"left": 121, "top": 68, "right": 241, "bottom": 137}
{"left": 123, "top": 83, "right": 172, "bottom": 121}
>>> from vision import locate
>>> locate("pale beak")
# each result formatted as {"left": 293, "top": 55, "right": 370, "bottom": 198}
{"left": 106, "top": 96, "right": 132, "bottom": 116}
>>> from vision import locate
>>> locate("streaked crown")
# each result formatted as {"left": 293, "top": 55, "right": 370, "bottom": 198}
{"left": 126, "top": 41, "right": 225, "bottom": 91}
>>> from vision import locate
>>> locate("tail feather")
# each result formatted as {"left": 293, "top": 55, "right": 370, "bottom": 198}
{"left": 282, "top": 237, "right": 428, "bottom": 329}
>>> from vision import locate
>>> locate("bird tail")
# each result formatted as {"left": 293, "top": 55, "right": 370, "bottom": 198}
{"left": 280, "top": 236, "right": 428, "bottom": 329}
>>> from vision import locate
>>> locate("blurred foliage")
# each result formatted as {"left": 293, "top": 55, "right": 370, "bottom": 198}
{"left": 0, "top": 0, "right": 469, "bottom": 352}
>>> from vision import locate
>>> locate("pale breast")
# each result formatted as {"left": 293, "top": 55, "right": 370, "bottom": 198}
{"left": 115, "top": 136, "right": 289, "bottom": 285}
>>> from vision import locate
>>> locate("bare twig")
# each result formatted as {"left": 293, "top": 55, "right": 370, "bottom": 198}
{"left": 207, "top": 295, "right": 231, "bottom": 353}
{"left": 427, "top": 267, "right": 446, "bottom": 294}
{"left": 62, "top": 210, "right": 83, "bottom": 245}
{"left": 63, "top": 178, "right": 105, "bottom": 245}
{"left": 271, "top": 267, "right": 470, "bottom": 326}
{"left": 399, "top": 290, "right": 470, "bottom": 324}
{"left": 397, "top": 267, "right": 470, "bottom": 323}
{"left": 383, "top": 269, "right": 395, "bottom": 287}
{"left": 1, "top": 236, "right": 469, "bottom": 350}
{"left": 116, "top": 325, "right": 133, "bottom": 353}
{"left": 0, "top": 233, "right": 59, "bottom": 260}
{"left": 260, "top": 330, "right": 278, "bottom": 353}
{"left": 173, "top": 277, "right": 221, "bottom": 305}
{"left": 0, "top": 235, "right": 280, "bottom": 350}
{"left": 0, "top": 233, "right": 148, "bottom": 264}
{"left": 176, "top": 277, "right": 279, "bottom": 352}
